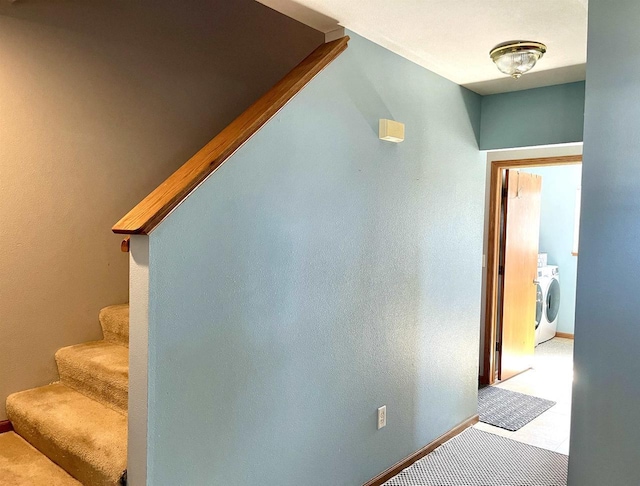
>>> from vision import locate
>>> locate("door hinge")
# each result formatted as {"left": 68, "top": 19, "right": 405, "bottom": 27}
{"left": 498, "top": 265, "right": 504, "bottom": 275}
{"left": 496, "top": 341, "right": 502, "bottom": 353}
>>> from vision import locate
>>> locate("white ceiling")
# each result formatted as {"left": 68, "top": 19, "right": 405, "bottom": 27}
{"left": 257, "top": 0, "right": 588, "bottom": 95}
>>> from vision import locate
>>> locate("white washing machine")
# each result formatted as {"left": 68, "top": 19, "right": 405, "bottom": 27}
{"left": 535, "top": 265, "right": 560, "bottom": 346}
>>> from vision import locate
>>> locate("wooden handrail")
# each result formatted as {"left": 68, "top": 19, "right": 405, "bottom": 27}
{"left": 113, "top": 37, "right": 349, "bottom": 235}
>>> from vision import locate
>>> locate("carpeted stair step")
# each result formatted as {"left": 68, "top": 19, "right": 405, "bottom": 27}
{"left": 0, "top": 431, "right": 81, "bottom": 485}
{"left": 56, "top": 341, "right": 128, "bottom": 415}
{"left": 100, "top": 304, "right": 129, "bottom": 346}
{"left": 6, "top": 383, "right": 127, "bottom": 486}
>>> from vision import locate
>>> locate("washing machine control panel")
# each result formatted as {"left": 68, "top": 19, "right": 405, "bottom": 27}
{"left": 537, "top": 265, "right": 559, "bottom": 278}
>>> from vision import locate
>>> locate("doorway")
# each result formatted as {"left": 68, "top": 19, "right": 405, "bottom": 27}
{"left": 474, "top": 154, "right": 581, "bottom": 455}
{"left": 481, "top": 155, "right": 582, "bottom": 385}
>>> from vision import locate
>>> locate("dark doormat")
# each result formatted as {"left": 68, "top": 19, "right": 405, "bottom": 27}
{"left": 383, "top": 428, "right": 568, "bottom": 486}
{"left": 478, "top": 386, "right": 556, "bottom": 431}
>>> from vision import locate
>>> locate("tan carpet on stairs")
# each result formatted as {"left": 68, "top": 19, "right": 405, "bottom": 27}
{"left": 0, "top": 432, "right": 81, "bottom": 485}
{"left": 56, "top": 340, "right": 129, "bottom": 415}
{"left": 5, "top": 304, "right": 129, "bottom": 485}
{"left": 7, "top": 382, "right": 127, "bottom": 485}
{"left": 99, "top": 304, "right": 129, "bottom": 346}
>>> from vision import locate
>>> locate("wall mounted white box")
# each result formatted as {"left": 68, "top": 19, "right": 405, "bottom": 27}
{"left": 379, "top": 119, "right": 405, "bottom": 143}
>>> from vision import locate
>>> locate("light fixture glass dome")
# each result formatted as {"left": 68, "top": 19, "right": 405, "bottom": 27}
{"left": 490, "top": 41, "right": 547, "bottom": 79}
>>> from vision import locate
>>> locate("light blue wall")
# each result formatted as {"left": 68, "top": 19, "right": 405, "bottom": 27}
{"left": 521, "top": 165, "right": 581, "bottom": 334}
{"left": 568, "top": 1, "right": 640, "bottom": 484}
{"left": 480, "top": 82, "right": 585, "bottom": 150}
{"left": 146, "top": 33, "right": 485, "bottom": 485}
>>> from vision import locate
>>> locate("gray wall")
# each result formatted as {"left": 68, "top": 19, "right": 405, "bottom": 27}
{"left": 480, "top": 82, "right": 585, "bottom": 150}
{"left": 568, "top": 0, "right": 640, "bottom": 484}
{"left": 522, "top": 165, "right": 581, "bottom": 335}
{"left": 146, "top": 32, "right": 485, "bottom": 485}
{"left": 0, "top": 1, "right": 321, "bottom": 419}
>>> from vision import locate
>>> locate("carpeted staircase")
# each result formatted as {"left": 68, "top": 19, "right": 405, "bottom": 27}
{"left": 1, "top": 304, "right": 129, "bottom": 485}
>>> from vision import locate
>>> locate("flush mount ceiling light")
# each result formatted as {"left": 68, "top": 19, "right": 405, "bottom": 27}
{"left": 490, "top": 41, "right": 547, "bottom": 79}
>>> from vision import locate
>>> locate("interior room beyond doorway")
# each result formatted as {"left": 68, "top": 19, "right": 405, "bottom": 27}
{"left": 481, "top": 153, "right": 582, "bottom": 385}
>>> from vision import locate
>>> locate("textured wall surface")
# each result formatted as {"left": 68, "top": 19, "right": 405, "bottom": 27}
{"left": 146, "top": 32, "right": 485, "bottom": 485}
{"left": 522, "top": 165, "right": 582, "bottom": 335}
{"left": 568, "top": 1, "right": 640, "bottom": 484}
{"left": 480, "top": 82, "right": 585, "bottom": 150}
{"left": 0, "top": 0, "right": 322, "bottom": 420}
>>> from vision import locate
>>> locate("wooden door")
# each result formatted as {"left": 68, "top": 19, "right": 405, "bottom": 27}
{"left": 498, "top": 170, "right": 542, "bottom": 381}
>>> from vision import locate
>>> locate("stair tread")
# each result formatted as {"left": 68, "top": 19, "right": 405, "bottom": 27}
{"left": 6, "top": 383, "right": 127, "bottom": 486}
{"left": 0, "top": 431, "right": 81, "bottom": 485}
{"left": 56, "top": 341, "right": 128, "bottom": 415}
{"left": 100, "top": 304, "right": 129, "bottom": 347}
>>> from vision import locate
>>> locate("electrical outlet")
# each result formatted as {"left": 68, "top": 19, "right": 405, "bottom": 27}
{"left": 377, "top": 405, "right": 387, "bottom": 430}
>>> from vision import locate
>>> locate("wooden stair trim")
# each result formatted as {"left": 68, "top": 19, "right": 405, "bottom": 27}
{"left": 0, "top": 419, "right": 13, "bottom": 434}
{"left": 112, "top": 37, "right": 349, "bottom": 235}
